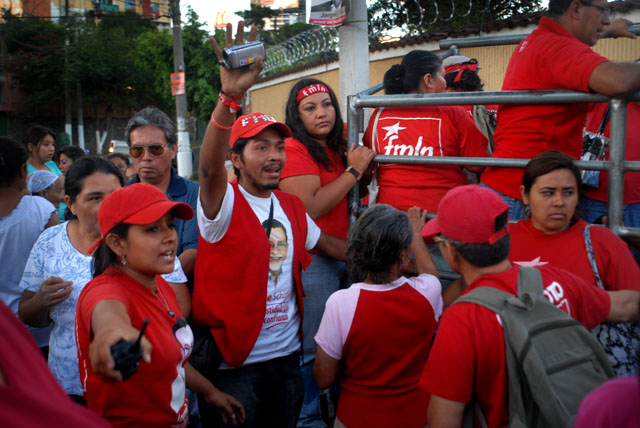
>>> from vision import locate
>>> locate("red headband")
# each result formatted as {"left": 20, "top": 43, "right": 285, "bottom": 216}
{"left": 444, "top": 63, "right": 479, "bottom": 83}
{"left": 296, "top": 84, "right": 329, "bottom": 103}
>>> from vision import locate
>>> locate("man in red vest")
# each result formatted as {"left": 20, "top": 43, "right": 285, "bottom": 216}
{"left": 192, "top": 23, "right": 346, "bottom": 427}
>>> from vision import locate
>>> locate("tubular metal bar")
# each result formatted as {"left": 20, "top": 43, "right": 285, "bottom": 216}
{"left": 439, "top": 25, "right": 640, "bottom": 49}
{"left": 371, "top": 155, "right": 640, "bottom": 171}
{"left": 618, "top": 226, "right": 640, "bottom": 239}
{"left": 354, "top": 90, "right": 640, "bottom": 109}
{"left": 607, "top": 99, "right": 628, "bottom": 235}
{"left": 347, "top": 95, "right": 360, "bottom": 223}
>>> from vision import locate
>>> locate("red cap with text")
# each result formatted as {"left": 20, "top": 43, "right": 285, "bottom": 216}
{"left": 89, "top": 183, "right": 193, "bottom": 253}
{"left": 229, "top": 112, "right": 292, "bottom": 149}
{"left": 421, "top": 184, "right": 509, "bottom": 244}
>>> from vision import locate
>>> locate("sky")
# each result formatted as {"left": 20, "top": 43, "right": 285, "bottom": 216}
{"left": 182, "top": 0, "right": 550, "bottom": 34}
{"left": 181, "top": 0, "right": 254, "bottom": 32}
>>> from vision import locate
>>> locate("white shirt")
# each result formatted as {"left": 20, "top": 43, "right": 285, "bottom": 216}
{"left": 197, "top": 183, "right": 321, "bottom": 366}
{"left": 0, "top": 195, "right": 55, "bottom": 347}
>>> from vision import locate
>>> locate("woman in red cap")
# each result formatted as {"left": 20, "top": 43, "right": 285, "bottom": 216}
{"left": 279, "top": 78, "right": 374, "bottom": 425}
{"left": 75, "top": 183, "right": 245, "bottom": 427}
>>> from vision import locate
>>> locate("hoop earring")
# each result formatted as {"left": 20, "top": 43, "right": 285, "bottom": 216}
{"left": 121, "top": 253, "right": 126, "bottom": 266}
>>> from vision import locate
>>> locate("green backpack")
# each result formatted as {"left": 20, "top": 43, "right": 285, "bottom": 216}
{"left": 454, "top": 266, "right": 614, "bottom": 428}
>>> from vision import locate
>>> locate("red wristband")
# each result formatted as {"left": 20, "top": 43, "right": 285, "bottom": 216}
{"left": 210, "top": 111, "right": 233, "bottom": 131}
{"left": 219, "top": 93, "right": 242, "bottom": 113}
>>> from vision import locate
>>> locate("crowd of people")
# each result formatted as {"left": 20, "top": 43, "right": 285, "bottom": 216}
{"left": 1, "top": 1, "right": 640, "bottom": 427}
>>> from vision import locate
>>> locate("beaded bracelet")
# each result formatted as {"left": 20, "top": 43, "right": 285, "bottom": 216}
{"left": 210, "top": 111, "right": 233, "bottom": 131}
{"left": 219, "top": 93, "right": 242, "bottom": 113}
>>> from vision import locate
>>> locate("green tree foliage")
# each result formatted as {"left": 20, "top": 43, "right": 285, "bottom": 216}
{"left": 182, "top": 7, "right": 220, "bottom": 122}
{"left": 4, "top": 9, "right": 225, "bottom": 125}
{"left": 3, "top": 12, "right": 66, "bottom": 110}
{"left": 368, "top": 0, "right": 544, "bottom": 38}
{"left": 235, "top": 4, "right": 280, "bottom": 30}
{"left": 131, "top": 31, "right": 175, "bottom": 115}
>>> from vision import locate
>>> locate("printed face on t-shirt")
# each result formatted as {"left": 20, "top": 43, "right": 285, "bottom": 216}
{"left": 268, "top": 227, "right": 288, "bottom": 280}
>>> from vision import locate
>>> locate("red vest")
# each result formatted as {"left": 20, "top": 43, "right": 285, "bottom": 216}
{"left": 192, "top": 183, "right": 312, "bottom": 367}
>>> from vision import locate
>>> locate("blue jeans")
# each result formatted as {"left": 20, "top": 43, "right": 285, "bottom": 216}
{"left": 298, "top": 253, "right": 345, "bottom": 428}
{"left": 479, "top": 182, "right": 528, "bottom": 221}
{"left": 199, "top": 353, "right": 304, "bottom": 428}
{"left": 579, "top": 195, "right": 640, "bottom": 265}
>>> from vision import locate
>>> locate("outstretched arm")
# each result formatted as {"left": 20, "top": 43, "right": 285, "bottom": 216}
{"left": 199, "top": 22, "right": 262, "bottom": 220}
{"left": 407, "top": 207, "right": 439, "bottom": 278}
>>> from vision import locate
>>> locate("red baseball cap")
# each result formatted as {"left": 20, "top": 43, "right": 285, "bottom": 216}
{"left": 229, "top": 112, "right": 292, "bottom": 149}
{"left": 421, "top": 184, "right": 509, "bottom": 244}
{"left": 89, "top": 183, "right": 194, "bottom": 253}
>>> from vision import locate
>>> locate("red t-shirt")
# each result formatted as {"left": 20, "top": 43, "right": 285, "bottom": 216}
{"left": 0, "top": 301, "right": 110, "bottom": 427}
{"left": 482, "top": 17, "right": 609, "bottom": 199}
{"left": 281, "top": 137, "right": 348, "bottom": 240}
{"left": 363, "top": 105, "right": 488, "bottom": 211}
{"left": 583, "top": 102, "right": 640, "bottom": 203}
{"left": 76, "top": 267, "right": 191, "bottom": 427}
{"left": 419, "top": 265, "right": 610, "bottom": 428}
{"left": 509, "top": 219, "right": 640, "bottom": 291}
{"left": 315, "top": 275, "right": 442, "bottom": 428}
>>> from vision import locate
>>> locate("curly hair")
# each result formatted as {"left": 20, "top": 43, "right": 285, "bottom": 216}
{"left": 347, "top": 204, "right": 413, "bottom": 283}
{"left": 285, "top": 78, "right": 346, "bottom": 171}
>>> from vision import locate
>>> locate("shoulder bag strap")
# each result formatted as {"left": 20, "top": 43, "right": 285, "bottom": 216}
{"left": 583, "top": 224, "right": 605, "bottom": 289}
{"left": 597, "top": 103, "right": 612, "bottom": 135}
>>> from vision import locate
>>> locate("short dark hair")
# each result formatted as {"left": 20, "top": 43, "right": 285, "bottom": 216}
{"left": 347, "top": 204, "right": 413, "bottom": 283}
{"left": 25, "top": 125, "right": 55, "bottom": 151}
{"left": 229, "top": 138, "right": 250, "bottom": 178}
{"left": 384, "top": 50, "right": 443, "bottom": 95}
{"left": 285, "top": 78, "right": 346, "bottom": 171}
{"left": 92, "top": 223, "right": 130, "bottom": 277}
{"left": 125, "top": 107, "right": 177, "bottom": 147}
{"left": 443, "top": 212, "right": 510, "bottom": 268}
{"left": 0, "top": 136, "right": 29, "bottom": 187}
{"left": 521, "top": 150, "right": 581, "bottom": 196}
{"left": 56, "top": 145, "right": 86, "bottom": 163}
{"left": 548, "top": 0, "right": 572, "bottom": 16}
{"left": 64, "top": 156, "right": 124, "bottom": 221}
{"left": 108, "top": 152, "right": 130, "bottom": 167}
{"left": 262, "top": 218, "right": 287, "bottom": 240}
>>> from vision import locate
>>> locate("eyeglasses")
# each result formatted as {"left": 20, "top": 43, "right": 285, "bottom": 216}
{"left": 578, "top": 0, "right": 611, "bottom": 17}
{"left": 129, "top": 144, "right": 168, "bottom": 158}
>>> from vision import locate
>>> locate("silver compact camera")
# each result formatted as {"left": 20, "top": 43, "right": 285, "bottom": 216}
{"left": 221, "top": 42, "right": 266, "bottom": 69}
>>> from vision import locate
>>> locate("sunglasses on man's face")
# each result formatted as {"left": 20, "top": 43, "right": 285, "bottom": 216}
{"left": 129, "top": 144, "right": 168, "bottom": 158}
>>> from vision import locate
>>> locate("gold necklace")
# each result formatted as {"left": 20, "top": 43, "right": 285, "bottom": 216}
{"left": 155, "top": 285, "right": 175, "bottom": 318}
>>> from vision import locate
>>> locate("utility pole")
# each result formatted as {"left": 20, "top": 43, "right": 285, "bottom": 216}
{"left": 64, "top": 0, "right": 73, "bottom": 144}
{"left": 338, "top": 0, "right": 369, "bottom": 122}
{"left": 170, "top": 0, "right": 192, "bottom": 178}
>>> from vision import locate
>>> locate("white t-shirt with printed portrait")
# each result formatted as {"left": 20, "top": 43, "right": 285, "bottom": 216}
{"left": 198, "top": 183, "right": 321, "bottom": 366}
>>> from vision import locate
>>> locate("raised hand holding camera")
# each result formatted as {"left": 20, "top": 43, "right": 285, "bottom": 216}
{"left": 209, "top": 22, "right": 263, "bottom": 101}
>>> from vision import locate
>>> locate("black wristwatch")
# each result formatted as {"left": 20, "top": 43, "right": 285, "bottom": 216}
{"left": 345, "top": 166, "right": 361, "bottom": 181}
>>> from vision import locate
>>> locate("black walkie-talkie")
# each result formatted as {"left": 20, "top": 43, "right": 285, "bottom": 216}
{"left": 110, "top": 318, "right": 150, "bottom": 380}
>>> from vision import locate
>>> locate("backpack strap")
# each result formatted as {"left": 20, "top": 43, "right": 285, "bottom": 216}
{"left": 453, "top": 285, "right": 512, "bottom": 314}
{"left": 583, "top": 224, "right": 605, "bottom": 290}
{"left": 514, "top": 266, "right": 544, "bottom": 310}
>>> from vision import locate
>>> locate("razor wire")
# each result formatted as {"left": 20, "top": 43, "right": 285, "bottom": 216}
{"left": 264, "top": 26, "right": 339, "bottom": 75}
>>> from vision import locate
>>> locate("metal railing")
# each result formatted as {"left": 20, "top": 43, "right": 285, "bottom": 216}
{"left": 346, "top": 77, "right": 640, "bottom": 240}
